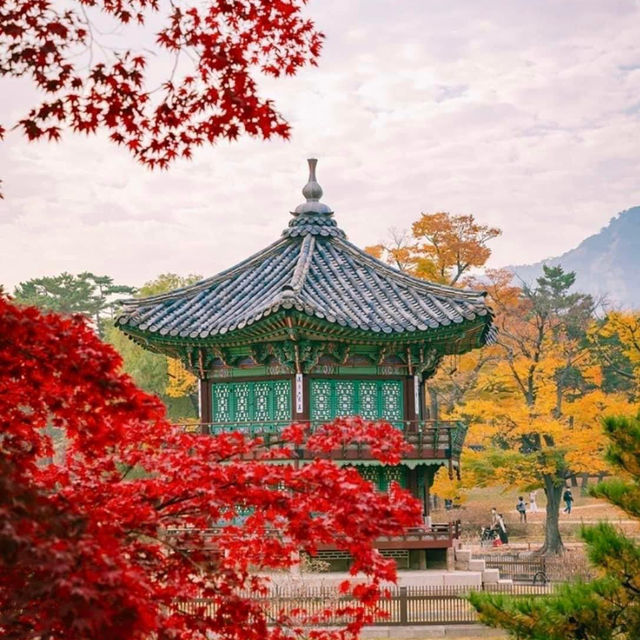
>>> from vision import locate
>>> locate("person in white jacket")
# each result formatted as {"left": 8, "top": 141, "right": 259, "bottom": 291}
{"left": 529, "top": 490, "right": 538, "bottom": 513}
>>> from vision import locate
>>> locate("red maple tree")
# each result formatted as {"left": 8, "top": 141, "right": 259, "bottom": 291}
{"left": 0, "top": 1, "right": 322, "bottom": 176}
{"left": 0, "top": 295, "right": 422, "bottom": 640}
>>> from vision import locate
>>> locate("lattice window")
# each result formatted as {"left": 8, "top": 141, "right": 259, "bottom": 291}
{"left": 307, "top": 381, "right": 408, "bottom": 498}
{"left": 211, "top": 380, "right": 291, "bottom": 427}
{"left": 353, "top": 465, "right": 408, "bottom": 492}
{"left": 212, "top": 384, "right": 231, "bottom": 423}
{"left": 335, "top": 380, "right": 356, "bottom": 417}
{"left": 310, "top": 379, "right": 404, "bottom": 424}
{"left": 254, "top": 382, "right": 271, "bottom": 422}
{"left": 315, "top": 550, "right": 351, "bottom": 560}
{"left": 355, "top": 465, "right": 380, "bottom": 488}
{"left": 384, "top": 465, "right": 408, "bottom": 489}
{"left": 381, "top": 380, "right": 403, "bottom": 421}
{"left": 273, "top": 380, "right": 291, "bottom": 421}
{"left": 359, "top": 381, "right": 379, "bottom": 419}
{"left": 310, "top": 380, "right": 332, "bottom": 421}
{"left": 380, "top": 550, "right": 410, "bottom": 561}
{"left": 315, "top": 550, "right": 409, "bottom": 561}
{"left": 233, "top": 382, "right": 252, "bottom": 422}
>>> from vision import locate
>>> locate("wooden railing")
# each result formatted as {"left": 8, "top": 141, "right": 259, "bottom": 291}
{"left": 178, "top": 420, "right": 468, "bottom": 462}
{"left": 177, "top": 583, "right": 553, "bottom": 626}
{"left": 165, "top": 520, "right": 462, "bottom": 552}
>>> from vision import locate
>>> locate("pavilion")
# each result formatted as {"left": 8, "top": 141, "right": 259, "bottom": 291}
{"left": 117, "top": 159, "right": 494, "bottom": 568}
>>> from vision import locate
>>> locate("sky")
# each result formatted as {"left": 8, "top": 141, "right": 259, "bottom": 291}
{"left": 1, "top": 0, "right": 640, "bottom": 291}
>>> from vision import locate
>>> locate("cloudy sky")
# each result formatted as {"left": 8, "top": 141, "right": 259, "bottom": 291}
{"left": 1, "top": 0, "right": 639, "bottom": 291}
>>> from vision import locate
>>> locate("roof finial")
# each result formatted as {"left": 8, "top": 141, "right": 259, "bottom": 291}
{"left": 293, "top": 158, "right": 333, "bottom": 216}
{"left": 302, "top": 158, "right": 322, "bottom": 202}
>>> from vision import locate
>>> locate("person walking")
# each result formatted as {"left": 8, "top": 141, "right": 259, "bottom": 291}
{"left": 563, "top": 488, "right": 574, "bottom": 514}
{"left": 496, "top": 513, "right": 509, "bottom": 544}
{"left": 529, "top": 490, "right": 538, "bottom": 513}
{"left": 516, "top": 496, "right": 527, "bottom": 523}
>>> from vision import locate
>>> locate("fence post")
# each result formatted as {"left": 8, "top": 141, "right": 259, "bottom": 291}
{"left": 399, "top": 587, "right": 408, "bottom": 624}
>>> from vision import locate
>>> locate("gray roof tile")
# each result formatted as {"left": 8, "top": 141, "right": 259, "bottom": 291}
{"left": 117, "top": 160, "right": 493, "bottom": 344}
{"left": 117, "top": 231, "right": 492, "bottom": 341}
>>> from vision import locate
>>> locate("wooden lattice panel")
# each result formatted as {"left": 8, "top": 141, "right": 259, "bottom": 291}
{"left": 309, "top": 379, "right": 404, "bottom": 424}
{"left": 210, "top": 380, "right": 291, "bottom": 426}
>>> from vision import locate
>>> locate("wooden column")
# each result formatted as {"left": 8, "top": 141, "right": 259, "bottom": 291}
{"left": 419, "top": 377, "right": 427, "bottom": 420}
{"left": 422, "top": 466, "right": 437, "bottom": 519}
{"left": 404, "top": 376, "right": 417, "bottom": 432}
{"left": 407, "top": 466, "right": 418, "bottom": 500}
{"left": 199, "top": 378, "right": 212, "bottom": 430}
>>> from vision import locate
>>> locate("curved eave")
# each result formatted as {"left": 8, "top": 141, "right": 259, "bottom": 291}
{"left": 119, "top": 307, "right": 492, "bottom": 355}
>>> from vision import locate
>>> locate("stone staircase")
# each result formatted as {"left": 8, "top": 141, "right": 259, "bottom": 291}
{"left": 454, "top": 549, "right": 513, "bottom": 586}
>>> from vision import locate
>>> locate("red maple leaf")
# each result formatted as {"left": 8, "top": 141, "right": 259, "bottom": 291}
{"left": 0, "top": 0, "right": 324, "bottom": 195}
{"left": 0, "top": 295, "right": 422, "bottom": 639}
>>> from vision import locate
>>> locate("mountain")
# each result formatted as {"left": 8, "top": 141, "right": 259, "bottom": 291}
{"left": 509, "top": 206, "right": 640, "bottom": 309}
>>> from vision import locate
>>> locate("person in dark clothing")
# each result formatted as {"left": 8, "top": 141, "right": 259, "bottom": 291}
{"left": 516, "top": 496, "right": 527, "bottom": 523}
{"left": 496, "top": 513, "right": 509, "bottom": 544}
{"left": 563, "top": 488, "right": 574, "bottom": 514}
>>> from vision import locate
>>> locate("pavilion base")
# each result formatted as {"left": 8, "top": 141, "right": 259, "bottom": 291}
{"left": 313, "top": 546, "right": 451, "bottom": 572}
{"left": 267, "top": 569, "right": 500, "bottom": 589}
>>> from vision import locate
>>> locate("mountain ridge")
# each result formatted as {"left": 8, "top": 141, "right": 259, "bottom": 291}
{"left": 508, "top": 206, "right": 640, "bottom": 309}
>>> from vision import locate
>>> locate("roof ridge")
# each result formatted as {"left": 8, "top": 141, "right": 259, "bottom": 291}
{"left": 283, "top": 234, "right": 315, "bottom": 296}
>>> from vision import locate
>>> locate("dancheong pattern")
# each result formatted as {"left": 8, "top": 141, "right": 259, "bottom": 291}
{"left": 309, "top": 379, "right": 404, "bottom": 426}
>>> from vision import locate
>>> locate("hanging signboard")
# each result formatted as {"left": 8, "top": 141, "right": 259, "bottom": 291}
{"left": 295, "top": 373, "right": 304, "bottom": 414}
{"left": 413, "top": 375, "right": 420, "bottom": 417}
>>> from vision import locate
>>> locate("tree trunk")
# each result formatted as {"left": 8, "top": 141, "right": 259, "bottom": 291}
{"left": 580, "top": 473, "right": 589, "bottom": 496}
{"left": 429, "top": 388, "right": 439, "bottom": 421}
{"left": 538, "top": 474, "right": 565, "bottom": 555}
{"left": 189, "top": 392, "right": 199, "bottom": 417}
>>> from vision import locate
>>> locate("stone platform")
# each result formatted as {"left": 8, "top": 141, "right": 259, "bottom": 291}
{"left": 360, "top": 624, "right": 506, "bottom": 638}
{"left": 268, "top": 568, "right": 509, "bottom": 589}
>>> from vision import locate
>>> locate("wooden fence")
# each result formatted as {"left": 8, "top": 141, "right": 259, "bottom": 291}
{"left": 177, "top": 583, "right": 554, "bottom": 626}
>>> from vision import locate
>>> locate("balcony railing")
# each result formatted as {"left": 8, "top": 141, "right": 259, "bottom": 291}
{"left": 178, "top": 420, "right": 468, "bottom": 462}
{"left": 165, "top": 520, "right": 461, "bottom": 552}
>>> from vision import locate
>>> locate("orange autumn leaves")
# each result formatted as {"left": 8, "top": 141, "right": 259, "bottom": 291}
{"left": 366, "top": 212, "right": 501, "bottom": 286}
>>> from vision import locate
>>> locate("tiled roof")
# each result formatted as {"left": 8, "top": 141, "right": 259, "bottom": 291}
{"left": 117, "top": 160, "right": 493, "bottom": 344}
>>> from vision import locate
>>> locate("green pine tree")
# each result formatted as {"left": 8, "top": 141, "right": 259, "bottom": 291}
{"left": 13, "top": 272, "right": 135, "bottom": 337}
{"left": 470, "top": 411, "right": 640, "bottom": 639}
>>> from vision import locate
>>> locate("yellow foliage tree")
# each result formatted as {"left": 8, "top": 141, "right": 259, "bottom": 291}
{"left": 364, "top": 228, "right": 414, "bottom": 273}
{"left": 365, "top": 212, "right": 501, "bottom": 285}
{"left": 589, "top": 311, "right": 640, "bottom": 393}
{"left": 457, "top": 266, "right": 635, "bottom": 554}
{"left": 411, "top": 213, "right": 501, "bottom": 285}
{"left": 166, "top": 357, "right": 198, "bottom": 399}
{"left": 105, "top": 273, "right": 202, "bottom": 420}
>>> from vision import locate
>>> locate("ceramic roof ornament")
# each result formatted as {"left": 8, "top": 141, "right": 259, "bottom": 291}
{"left": 285, "top": 158, "right": 344, "bottom": 238}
